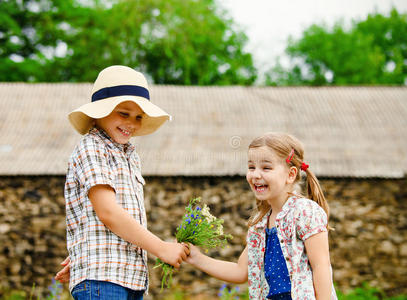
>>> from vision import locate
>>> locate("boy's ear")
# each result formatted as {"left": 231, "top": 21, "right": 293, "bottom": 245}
{"left": 287, "top": 166, "right": 298, "bottom": 184}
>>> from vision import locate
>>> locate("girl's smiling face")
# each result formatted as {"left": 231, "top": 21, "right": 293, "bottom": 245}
{"left": 246, "top": 146, "right": 292, "bottom": 205}
{"left": 95, "top": 101, "right": 144, "bottom": 144}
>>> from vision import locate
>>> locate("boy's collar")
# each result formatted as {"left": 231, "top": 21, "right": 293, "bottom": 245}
{"left": 90, "top": 127, "right": 135, "bottom": 154}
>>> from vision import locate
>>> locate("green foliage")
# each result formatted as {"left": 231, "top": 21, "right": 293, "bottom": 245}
{"left": 0, "top": 0, "right": 256, "bottom": 84}
{"left": 266, "top": 8, "right": 407, "bottom": 86}
{"left": 0, "top": 0, "right": 76, "bottom": 81}
{"left": 1, "top": 283, "right": 406, "bottom": 300}
{"left": 337, "top": 283, "right": 407, "bottom": 300}
{"left": 0, "top": 280, "right": 63, "bottom": 300}
{"left": 218, "top": 284, "right": 249, "bottom": 300}
{"left": 44, "top": 280, "right": 62, "bottom": 300}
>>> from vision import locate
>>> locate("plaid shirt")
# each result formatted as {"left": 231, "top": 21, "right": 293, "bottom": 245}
{"left": 65, "top": 127, "right": 148, "bottom": 292}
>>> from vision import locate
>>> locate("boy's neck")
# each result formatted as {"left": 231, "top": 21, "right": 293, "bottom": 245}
{"left": 92, "top": 126, "right": 132, "bottom": 152}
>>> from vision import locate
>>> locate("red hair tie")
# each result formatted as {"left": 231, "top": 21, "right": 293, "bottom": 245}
{"left": 286, "top": 149, "right": 295, "bottom": 164}
{"left": 301, "top": 162, "right": 309, "bottom": 172}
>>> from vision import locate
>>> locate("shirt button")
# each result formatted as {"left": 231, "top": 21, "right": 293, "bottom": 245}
{"left": 280, "top": 239, "right": 284, "bottom": 243}
{"left": 285, "top": 256, "right": 290, "bottom": 261}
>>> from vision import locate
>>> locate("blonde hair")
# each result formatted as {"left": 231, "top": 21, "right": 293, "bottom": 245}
{"left": 247, "top": 132, "right": 331, "bottom": 229}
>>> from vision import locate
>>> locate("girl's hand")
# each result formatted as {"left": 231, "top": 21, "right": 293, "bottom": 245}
{"left": 55, "top": 256, "right": 71, "bottom": 283}
{"left": 185, "top": 243, "right": 202, "bottom": 266}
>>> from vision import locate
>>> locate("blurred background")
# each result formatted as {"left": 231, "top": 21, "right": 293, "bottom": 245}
{"left": 1, "top": 0, "right": 407, "bottom": 85}
{"left": 0, "top": 0, "right": 406, "bottom": 299}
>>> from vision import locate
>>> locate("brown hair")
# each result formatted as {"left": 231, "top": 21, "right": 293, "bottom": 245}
{"left": 247, "top": 132, "right": 331, "bottom": 229}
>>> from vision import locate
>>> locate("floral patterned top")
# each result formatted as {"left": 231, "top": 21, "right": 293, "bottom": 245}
{"left": 247, "top": 195, "right": 337, "bottom": 300}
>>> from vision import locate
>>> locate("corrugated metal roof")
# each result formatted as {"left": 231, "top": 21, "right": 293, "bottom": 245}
{"left": 0, "top": 83, "right": 406, "bottom": 177}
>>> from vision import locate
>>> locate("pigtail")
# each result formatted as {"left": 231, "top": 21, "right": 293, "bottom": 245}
{"left": 304, "top": 169, "right": 328, "bottom": 217}
{"left": 284, "top": 136, "right": 333, "bottom": 230}
{"left": 304, "top": 168, "right": 333, "bottom": 230}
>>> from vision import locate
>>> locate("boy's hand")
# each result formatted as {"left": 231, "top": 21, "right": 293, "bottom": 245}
{"left": 55, "top": 256, "right": 71, "bottom": 283}
{"left": 159, "top": 242, "right": 190, "bottom": 269}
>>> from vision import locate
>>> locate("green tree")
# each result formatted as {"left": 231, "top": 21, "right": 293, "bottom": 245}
{"left": 356, "top": 9, "right": 407, "bottom": 84}
{"left": 0, "top": 0, "right": 77, "bottom": 81}
{"left": 0, "top": 0, "right": 256, "bottom": 84}
{"left": 266, "top": 8, "right": 407, "bottom": 86}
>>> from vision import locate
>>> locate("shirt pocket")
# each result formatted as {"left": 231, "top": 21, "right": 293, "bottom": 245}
{"left": 128, "top": 155, "right": 145, "bottom": 186}
{"left": 134, "top": 169, "right": 145, "bottom": 185}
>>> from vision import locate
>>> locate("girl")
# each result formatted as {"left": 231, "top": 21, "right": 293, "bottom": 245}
{"left": 186, "top": 132, "right": 337, "bottom": 300}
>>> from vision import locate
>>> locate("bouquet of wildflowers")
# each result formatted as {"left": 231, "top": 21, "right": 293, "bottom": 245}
{"left": 154, "top": 197, "right": 233, "bottom": 289}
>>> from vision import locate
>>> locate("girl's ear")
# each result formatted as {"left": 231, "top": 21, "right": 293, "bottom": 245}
{"left": 287, "top": 166, "right": 298, "bottom": 184}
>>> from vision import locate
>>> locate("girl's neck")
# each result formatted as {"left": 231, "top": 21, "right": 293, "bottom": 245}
{"left": 268, "top": 191, "right": 291, "bottom": 213}
{"left": 267, "top": 193, "right": 290, "bottom": 228}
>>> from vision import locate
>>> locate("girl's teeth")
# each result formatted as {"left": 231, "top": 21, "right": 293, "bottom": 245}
{"left": 255, "top": 185, "right": 266, "bottom": 192}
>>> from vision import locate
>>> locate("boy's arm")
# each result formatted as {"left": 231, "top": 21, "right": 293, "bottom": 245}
{"left": 186, "top": 244, "right": 248, "bottom": 284}
{"left": 89, "top": 184, "right": 188, "bottom": 268}
{"left": 304, "top": 231, "right": 332, "bottom": 300}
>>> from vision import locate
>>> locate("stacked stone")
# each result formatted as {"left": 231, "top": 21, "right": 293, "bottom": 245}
{"left": 0, "top": 177, "right": 67, "bottom": 297}
{"left": 0, "top": 176, "right": 406, "bottom": 299}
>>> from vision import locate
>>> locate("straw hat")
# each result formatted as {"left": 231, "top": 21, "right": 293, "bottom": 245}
{"left": 68, "top": 65, "right": 171, "bottom": 136}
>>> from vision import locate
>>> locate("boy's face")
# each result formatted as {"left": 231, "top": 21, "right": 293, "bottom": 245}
{"left": 95, "top": 101, "right": 144, "bottom": 144}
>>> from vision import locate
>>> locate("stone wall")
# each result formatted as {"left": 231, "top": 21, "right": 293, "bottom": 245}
{"left": 0, "top": 176, "right": 406, "bottom": 298}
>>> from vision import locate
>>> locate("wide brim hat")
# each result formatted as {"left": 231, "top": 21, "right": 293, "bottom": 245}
{"left": 68, "top": 65, "right": 171, "bottom": 136}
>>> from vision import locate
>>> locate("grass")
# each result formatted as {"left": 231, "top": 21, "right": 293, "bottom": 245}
{"left": 336, "top": 283, "right": 407, "bottom": 300}
{"left": 0, "top": 282, "right": 406, "bottom": 300}
{"left": 0, "top": 280, "right": 71, "bottom": 300}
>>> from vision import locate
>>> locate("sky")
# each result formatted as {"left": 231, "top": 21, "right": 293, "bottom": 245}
{"left": 220, "top": 0, "right": 407, "bottom": 75}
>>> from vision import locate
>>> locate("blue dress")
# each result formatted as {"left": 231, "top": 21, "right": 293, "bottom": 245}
{"left": 264, "top": 227, "right": 292, "bottom": 300}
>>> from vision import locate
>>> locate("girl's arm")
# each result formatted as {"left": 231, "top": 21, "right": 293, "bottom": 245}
{"left": 186, "top": 244, "right": 248, "bottom": 284}
{"left": 304, "top": 231, "right": 332, "bottom": 300}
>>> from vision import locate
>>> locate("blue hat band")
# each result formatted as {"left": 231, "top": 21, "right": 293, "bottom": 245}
{"left": 92, "top": 85, "right": 150, "bottom": 102}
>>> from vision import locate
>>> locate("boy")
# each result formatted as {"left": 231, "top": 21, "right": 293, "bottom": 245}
{"left": 56, "top": 65, "right": 189, "bottom": 299}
